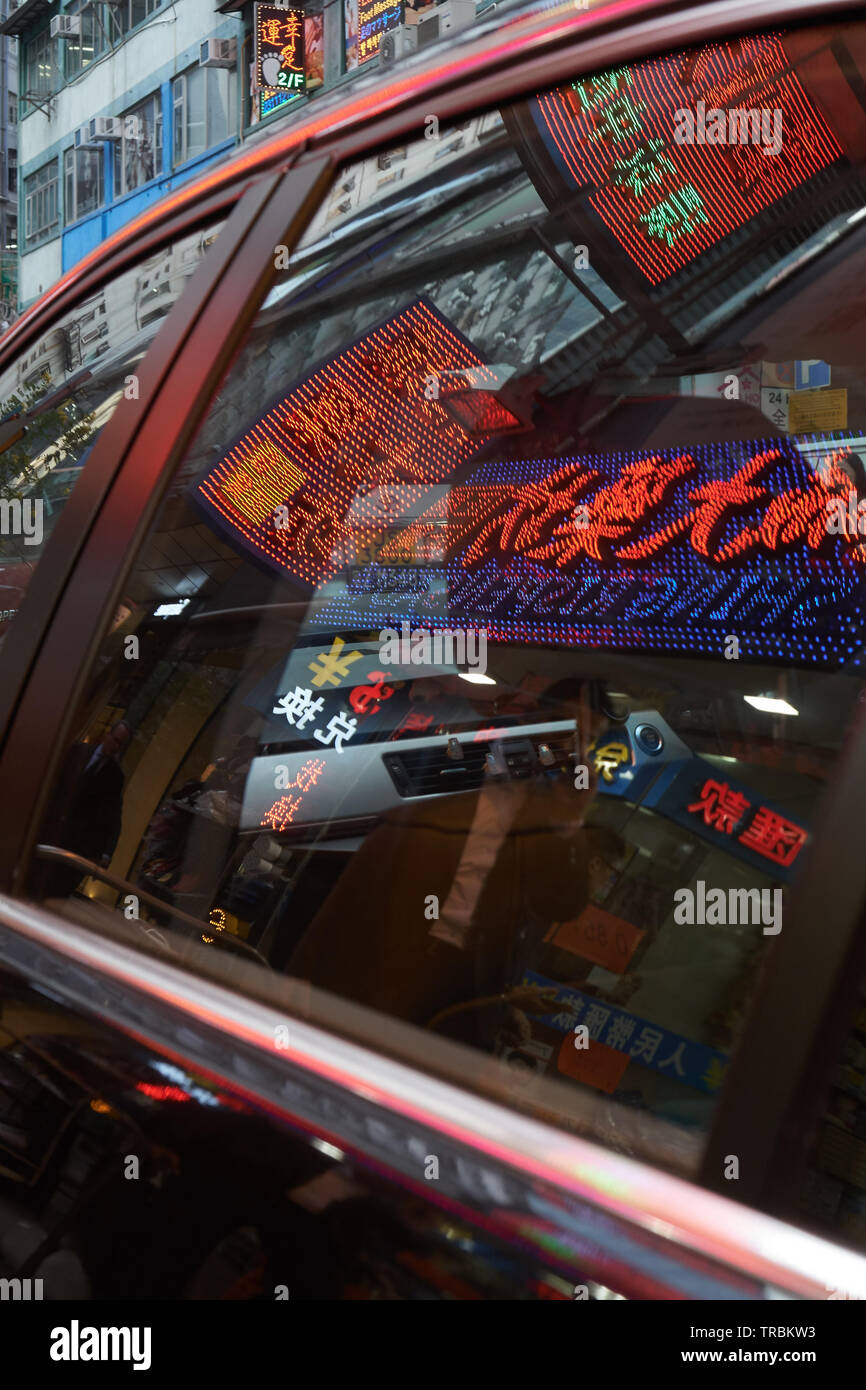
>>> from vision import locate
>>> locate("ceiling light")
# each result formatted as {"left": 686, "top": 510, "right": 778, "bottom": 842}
{"left": 744, "top": 695, "right": 798, "bottom": 716}
{"left": 459, "top": 672, "right": 496, "bottom": 685}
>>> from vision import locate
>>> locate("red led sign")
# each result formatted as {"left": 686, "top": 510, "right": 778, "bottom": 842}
{"left": 531, "top": 35, "right": 843, "bottom": 283}
{"left": 196, "top": 300, "right": 498, "bottom": 589}
{"left": 688, "top": 777, "right": 807, "bottom": 869}
{"left": 439, "top": 447, "right": 865, "bottom": 572}
{"left": 195, "top": 302, "right": 866, "bottom": 670}
{"left": 314, "top": 440, "right": 866, "bottom": 669}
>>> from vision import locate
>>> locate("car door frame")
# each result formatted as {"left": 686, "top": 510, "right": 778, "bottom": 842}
{"left": 0, "top": 0, "right": 865, "bottom": 1290}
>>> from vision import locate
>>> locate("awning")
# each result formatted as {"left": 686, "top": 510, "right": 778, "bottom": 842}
{"left": 0, "top": 0, "right": 56, "bottom": 38}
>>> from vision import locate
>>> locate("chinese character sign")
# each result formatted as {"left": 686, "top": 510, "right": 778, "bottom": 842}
{"left": 312, "top": 434, "right": 866, "bottom": 671}
{"left": 357, "top": 0, "right": 403, "bottom": 65}
{"left": 255, "top": 3, "right": 306, "bottom": 94}
{"left": 195, "top": 295, "right": 866, "bottom": 671}
{"left": 646, "top": 761, "right": 809, "bottom": 882}
{"left": 522, "top": 971, "right": 729, "bottom": 1095}
{"left": 195, "top": 299, "right": 493, "bottom": 589}
{"left": 530, "top": 35, "right": 842, "bottom": 282}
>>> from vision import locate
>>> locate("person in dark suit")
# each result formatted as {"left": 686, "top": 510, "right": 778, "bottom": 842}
{"left": 40, "top": 720, "right": 131, "bottom": 897}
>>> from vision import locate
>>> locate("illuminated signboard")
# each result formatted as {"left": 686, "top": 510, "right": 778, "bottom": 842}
{"left": 521, "top": 969, "right": 730, "bottom": 1094}
{"left": 258, "top": 13, "right": 322, "bottom": 118}
{"left": 529, "top": 35, "right": 843, "bottom": 283}
{"left": 255, "top": 2, "right": 306, "bottom": 95}
{"left": 649, "top": 763, "right": 808, "bottom": 880}
{"left": 314, "top": 438, "right": 866, "bottom": 669}
{"left": 357, "top": 0, "right": 402, "bottom": 65}
{"left": 196, "top": 299, "right": 866, "bottom": 669}
{"left": 195, "top": 299, "right": 498, "bottom": 587}
{"left": 588, "top": 716, "right": 809, "bottom": 881}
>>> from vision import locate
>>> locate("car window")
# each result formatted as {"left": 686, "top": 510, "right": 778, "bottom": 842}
{"left": 793, "top": 983, "right": 866, "bottom": 1276}
{"left": 0, "top": 223, "right": 223, "bottom": 668}
{"left": 26, "top": 19, "right": 866, "bottom": 1182}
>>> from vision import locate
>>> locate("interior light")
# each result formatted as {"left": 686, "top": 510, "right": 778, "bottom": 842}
{"left": 459, "top": 672, "right": 496, "bottom": 685}
{"left": 744, "top": 695, "right": 799, "bottom": 716}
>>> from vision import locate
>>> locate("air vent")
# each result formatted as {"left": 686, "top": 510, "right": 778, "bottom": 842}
{"left": 384, "top": 742, "right": 489, "bottom": 798}
{"left": 384, "top": 730, "right": 576, "bottom": 798}
{"left": 529, "top": 730, "right": 575, "bottom": 764}
{"left": 500, "top": 738, "right": 534, "bottom": 779}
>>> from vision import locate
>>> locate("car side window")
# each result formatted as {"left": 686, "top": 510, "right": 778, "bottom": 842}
{"left": 26, "top": 19, "right": 866, "bottom": 1185}
{"left": 0, "top": 224, "right": 222, "bottom": 673}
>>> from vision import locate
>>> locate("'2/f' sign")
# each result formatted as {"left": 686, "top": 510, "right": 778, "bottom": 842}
{"left": 255, "top": 4, "right": 306, "bottom": 93}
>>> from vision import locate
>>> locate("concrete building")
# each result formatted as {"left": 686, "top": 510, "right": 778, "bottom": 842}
{"left": 0, "top": 0, "right": 18, "bottom": 324}
{"left": 2, "top": 0, "right": 486, "bottom": 311}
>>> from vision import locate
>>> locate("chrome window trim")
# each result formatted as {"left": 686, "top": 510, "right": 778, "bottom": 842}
{"left": 0, "top": 891, "right": 864, "bottom": 1301}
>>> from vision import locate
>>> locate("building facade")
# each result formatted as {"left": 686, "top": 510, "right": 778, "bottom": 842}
{"left": 0, "top": 0, "right": 18, "bottom": 324}
{"left": 2, "top": 0, "right": 486, "bottom": 311}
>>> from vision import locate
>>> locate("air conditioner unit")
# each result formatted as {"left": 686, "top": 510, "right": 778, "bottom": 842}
{"left": 407, "top": 0, "right": 477, "bottom": 47}
{"left": 50, "top": 14, "right": 82, "bottom": 39}
{"left": 89, "top": 116, "right": 122, "bottom": 142}
{"left": 74, "top": 123, "right": 97, "bottom": 149}
{"left": 378, "top": 27, "right": 417, "bottom": 66}
{"left": 199, "top": 38, "right": 237, "bottom": 69}
{"left": 123, "top": 115, "right": 143, "bottom": 141}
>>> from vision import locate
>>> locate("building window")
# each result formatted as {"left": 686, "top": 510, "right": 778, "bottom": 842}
{"left": 172, "top": 65, "right": 237, "bottom": 168}
{"left": 8, "top": 150, "right": 16, "bottom": 196}
{"left": 8, "top": 97, "right": 16, "bottom": 126}
{"left": 109, "top": 0, "right": 162, "bottom": 41}
{"left": 64, "top": 146, "right": 102, "bottom": 224}
{"left": 5, "top": 217, "right": 17, "bottom": 252}
{"left": 24, "top": 160, "right": 59, "bottom": 246}
{"left": 114, "top": 93, "right": 162, "bottom": 197}
{"left": 24, "top": 29, "right": 55, "bottom": 96}
{"left": 64, "top": 1, "right": 104, "bottom": 80}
